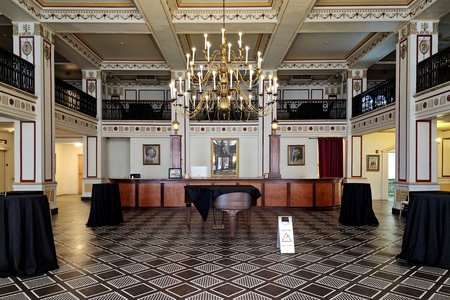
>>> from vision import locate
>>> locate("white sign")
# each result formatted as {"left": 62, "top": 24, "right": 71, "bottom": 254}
{"left": 277, "top": 216, "right": 295, "bottom": 254}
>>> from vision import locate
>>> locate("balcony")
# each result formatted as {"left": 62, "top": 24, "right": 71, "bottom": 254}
{"left": 352, "top": 78, "right": 395, "bottom": 118}
{"left": 417, "top": 46, "right": 449, "bottom": 93}
{"left": 55, "top": 78, "right": 97, "bottom": 118}
{"left": 103, "top": 100, "right": 171, "bottom": 121}
{"left": 0, "top": 47, "right": 34, "bottom": 94}
{"left": 277, "top": 99, "right": 346, "bottom": 120}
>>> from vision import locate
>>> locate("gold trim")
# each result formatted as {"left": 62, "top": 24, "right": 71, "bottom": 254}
{"left": 315, "top": 0, "right": 413, "bottom": 7}
{"left": 35, "top": 0, "right": 134, "bottom": 8}
{"left": 175, "top": 0, "right": 273, "bottom": 8}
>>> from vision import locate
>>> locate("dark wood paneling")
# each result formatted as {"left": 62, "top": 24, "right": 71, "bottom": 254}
{"left": 164, "top": 182, "right": 185, "bottom": 206}
{"left": 138, "top": 183, "right": 161, "bottom": 207}
{"left": 290, "top": 182, "right": 313, "bottom": 207}
{"left": 315, "top": 182, "right": 333, "bottom": 207}
{"left": 117, "top": 183, "right": 135, "bottom": 207}
{"left": 265, "top": 182, "right": 288, "bottom": 206}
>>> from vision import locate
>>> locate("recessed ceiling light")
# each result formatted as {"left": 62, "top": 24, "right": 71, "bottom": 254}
{"left": 119, "top": 42, "right": 125, "bottom": 46}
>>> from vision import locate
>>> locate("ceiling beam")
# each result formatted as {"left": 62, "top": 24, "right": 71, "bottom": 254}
{"left": 134, "top": 0, "right": 185, "bottom": 70}
{"left": 262, "top": 0, "right": 316, "bottom": 69}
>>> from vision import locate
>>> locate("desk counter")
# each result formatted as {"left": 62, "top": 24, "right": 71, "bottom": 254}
{"left": 108, "top": 177, "right": 342, "bottom": 208}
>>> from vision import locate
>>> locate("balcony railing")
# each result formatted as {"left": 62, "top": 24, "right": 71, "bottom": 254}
{"left": 352, "top": 78, "right": 395, "bottom": 118}
{"left": 0, "top": 47, "right": 34, "bottom": 94}
{"left": 55, "top": 77, "right": 97, "bottom": 118}
{"left": 277, "top": 99, "right": 346, "bottom": 120}
{"left": 103, "top": 100, "right": 171, "bottom": 120}
{"left": 417, "top": 46, "right": 449, "bottom": 93}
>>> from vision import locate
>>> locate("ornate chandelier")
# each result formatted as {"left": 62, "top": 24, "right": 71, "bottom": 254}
{"left": 169, "top": 0, "right": 278, "bottom": 120}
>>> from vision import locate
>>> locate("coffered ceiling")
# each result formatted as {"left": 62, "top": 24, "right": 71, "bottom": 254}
{"left": 0, "top": 0, "right": 449, "bottom": 84}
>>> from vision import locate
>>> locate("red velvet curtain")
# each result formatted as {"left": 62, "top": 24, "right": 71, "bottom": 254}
{"left": 318, "top": 137, "right": 343, "bottom": 178}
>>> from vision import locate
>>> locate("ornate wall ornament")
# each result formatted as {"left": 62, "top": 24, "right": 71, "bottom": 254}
{"left": 44, "top": 44, "right": 51, "bottom": 60}
{"left": 410, "top": 0, "right": 439, "bottom": 18}
{"left": 171, "top": 9, "right": 277, "bottom": 23}
{"left": 279, "top": 81, "right": 340, "bottom": 87}
{"left": 58, "top": 33, "right": 102, "bottom": 68}
{"left": 21, "top": 41, "right": 32, "bottom": 56}
{"left": 400, "top": 43, "right": 407, "bottom": 59}
{"left": 87, "top": 82, "right": 96, "bottom": 93}
{"left": 107, "top": 82, "right": 168, "bottom": 88}
{"left": 101, "top": 62, "right": 170, "bottom": 71}
{"left": 419, "top": 40, "right": 430, "bottom": 55}
{"left": 353, "top": 81, "right": 361, "bottom": 93}
{"left": 278, "top": 61, "right": 348, "bottom": 70}
{"left": 307, "top": 8, "right": 410, "bottom": 22}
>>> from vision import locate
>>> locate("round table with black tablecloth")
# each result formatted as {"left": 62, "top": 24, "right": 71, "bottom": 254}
{"left": 0, "top": 195, "right": 59, "bottom": 277}
{"left": 87, "top": 183, "right": 123, "bottom": 227}
{"left": 339, "top": 183, "right": 379, "bottom": 226}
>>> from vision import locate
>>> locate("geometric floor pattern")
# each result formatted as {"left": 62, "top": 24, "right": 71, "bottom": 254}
{"left": 1, "top": 195, "right": 449, "bottom": 300}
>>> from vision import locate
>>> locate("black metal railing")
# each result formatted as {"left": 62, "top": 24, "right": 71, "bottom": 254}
{"left": 55, "top": 77, "right": 97, "bottom": 118}
{"left": 276, "top": 99, "right": 346, "bottom": 120}
{"left": 103, "top": 100, "right": 171, "bottom": 120}
{"left": 0, "top": 47, "right": 34, "bottom": 94}
{"left": 188, "top": 100, "right": 259, "bottom": 121}
{"left": 417, "top": 46, "right": 450, "bottom": 93}
{"left": 352, "top": 77, "right": 395, "bottom": 118}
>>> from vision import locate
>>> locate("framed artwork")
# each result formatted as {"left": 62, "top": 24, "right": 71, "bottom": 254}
{"left": 211, "top": 138, "right": 239, "bottom": 177}
{"left": 287, "top": 145, "right": 305, "bottom": 165}
{"left": 168, "top": 168, "right": 182, "bottom": 179}
{"left": 143, "top": 144, "right": 160, "bottom": 165}
{"left": 367, "top": 154, "right": 380, "bottom": 171}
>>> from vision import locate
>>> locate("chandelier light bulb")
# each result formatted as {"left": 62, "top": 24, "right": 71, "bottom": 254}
{"left": 204, "top": 33, "right": 208, "bottom": 49}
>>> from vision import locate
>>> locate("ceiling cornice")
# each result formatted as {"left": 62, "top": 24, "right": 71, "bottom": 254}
{"left": 58, "top": 33, "right": 102, "bottom": 68}
{"left": 278, "top": 61, "right": 348, "bottom": 70}
{"left": 346, "top": 32, "right": 393, "bottom": 67}
{"left": 101, "top": 62, "right": 170, "bottom": 71}
{"left": 171, "top": 8, "right": 278, "bottom": 23}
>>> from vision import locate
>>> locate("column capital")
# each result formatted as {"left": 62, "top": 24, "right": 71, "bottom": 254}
{"left": 346, "top": 69, "right": 367, "bottom": 79}
{"left": 82, "top": 70, "right": 102, "bottom": 80}
{"left": 398, "top": 20, "right": 439, "bottom": 41}
{"left": 12, "top": 22, "right": 55, "bottom": 44}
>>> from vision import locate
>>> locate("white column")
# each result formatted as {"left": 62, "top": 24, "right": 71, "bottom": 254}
{"left": 12, "top": 23, "right": 57, "bottom": 212}
{"left": 81, "top": 70, "right": 105, "bottom": 198}
{"left": 345, "top": 69, "right": 367, "bottom": 183}
{"left": 393, "top": 20, "right": 440, "bottom": 209}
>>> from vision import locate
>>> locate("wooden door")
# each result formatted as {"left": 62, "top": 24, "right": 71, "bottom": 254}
{"left": 78, "top": 154, "right": 83, "bottom": 194}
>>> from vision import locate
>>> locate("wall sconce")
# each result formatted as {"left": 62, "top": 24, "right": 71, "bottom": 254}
{"left": 171, "top": 120, "right": 180, "bottom": 134}
{"left": 271, "top": 119, "right": 279, "bottom": 134}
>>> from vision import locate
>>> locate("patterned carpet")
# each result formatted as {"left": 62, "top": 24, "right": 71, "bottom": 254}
{"left": 0, "top": 195, "right": 449, "bottom": 300}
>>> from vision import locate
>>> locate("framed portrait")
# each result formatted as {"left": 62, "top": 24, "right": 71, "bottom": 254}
{"left": 367, "top": 155, "right": 380, "bottom": 171}
{"left": 143, "top": 144, "right": 160, "bottom": 165}
{"left": 168, "top": 168, "right": 182, "bottom": 179}
{"left": 288, "top": 145, "right": 305, "bottom": 166}
{"left": 211, "top": 138, "right": 239, "bottom": 177}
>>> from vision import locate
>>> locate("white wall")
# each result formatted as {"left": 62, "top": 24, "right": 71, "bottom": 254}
{"left": 281, "top": 137, "right": 319, "bottom": 178}
{"left": 130, "top": 137, "right": 171, "bottom": 178}
{"left": 363, "top": 132, "right": 395, "bottom": 200}
{"left": 107, "top": 138, "right": 130, "bottom": 178}
{"left": 55, "top": 143, "right": 83, "bottom": 195}
{"left": 189, "top": 134, "right": 259, "bottom": 178}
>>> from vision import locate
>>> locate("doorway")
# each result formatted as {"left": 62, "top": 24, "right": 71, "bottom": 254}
{"left": 78, "top": 154, "right": 83, "bottom": 194}
{"left": 0, "top": 150, "right": 6, "bottom": 194}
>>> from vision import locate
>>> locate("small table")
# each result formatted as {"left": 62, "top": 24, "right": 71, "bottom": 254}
{"left": 0, "top": 195, "right": 59, "bottom": 277}
{"left": 184, "top": 185, "right": 261, "bottom": 228}
{"left": 339, "top": 183, "right": 379, "bottom": 226}
{"left": 87, "top": 183, "right": 123, "bottom": 227}
{"left": 397, "top": 191, "right": 450, "bottom": 268}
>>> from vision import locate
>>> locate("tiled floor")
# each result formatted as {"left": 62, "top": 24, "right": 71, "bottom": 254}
{"left": 1, "top": 195, "right": 449, "bottom": 300}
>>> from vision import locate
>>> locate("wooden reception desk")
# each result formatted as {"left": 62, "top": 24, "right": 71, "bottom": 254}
{"left": 108, "top": 178, "right": 342, "bottom": 208}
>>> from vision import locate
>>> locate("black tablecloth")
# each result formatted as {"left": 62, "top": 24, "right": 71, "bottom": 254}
{"left": 339, "top": 183, "right": 379, "bottom": 226}
{"left": 185, "top": 185, "right": 261, "bottom": 221}
{"left": 87, "top": 183, "right": 123, "bottom": 227}
{"left": 397, "top": 191, "right": 450, "bottom": 268}
{"left": 0, "top": 195, "right": 58, "bottom": 277}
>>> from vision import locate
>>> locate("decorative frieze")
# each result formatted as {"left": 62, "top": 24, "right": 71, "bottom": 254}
{"left": 415, "top": 87, "right": 450, "bottom": 119}
{"left": 347, "top": 32, "right": 392, "bottom": 67}
{"left": 40, "top": 9, "right": 144, "bottom": 23}
{"left": 0, "top": 82, "right": 37, "bottom": 120}
{"left": 351, "top": 104, "right": 396, "bottom": 135}
{"left": 307, "top": 8, "right": 411, "bottom": 22}
{"left": 55, "top": 105, "right": 98, "bottom": 135}
{"left": 13, "top": 23, "right": 54, "bottom": 44}
{"left": 189, "top": 124, "right": 259, "bottom": 134}
{"left": 172, "top": 9, "right": 277, "bottom": 23}
{"left": 278, "top": 122, "right": 347, "bottom": 136}
{"left": 101, "top": 62, "right": 170, "bottom": 71}
{"left": 102, "top": 122, "right": 172, "bottom": 137}
{"left": 279, "top": 61, "right": 347, "bottom": 71}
